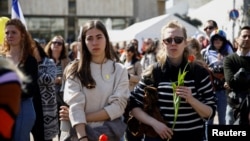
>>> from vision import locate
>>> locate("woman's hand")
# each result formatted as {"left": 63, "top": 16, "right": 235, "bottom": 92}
{"left": 176, "top": 86, "right": 193, "bottom": 103}
{"left": 59, "top": 105, "right": 69, "bottom": 121}
{"left": 151, "top": 120, "right": 173, "bottom": 140}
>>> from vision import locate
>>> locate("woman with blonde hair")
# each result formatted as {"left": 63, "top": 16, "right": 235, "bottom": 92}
{"left": 44, "top": 35, "right": 70, "bottom": 137}
{"left": 128, "top": 20, "right": 216, "bottom": 141}
{"left": 44, "top": 35, "right": 70, "bottom": 95}
{"left": 44, "top": 35, "right": 70, "bottom": 98}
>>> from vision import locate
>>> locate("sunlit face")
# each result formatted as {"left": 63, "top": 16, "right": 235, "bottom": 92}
{"left": 50, "top": 37, "right": 64, "bottom": 53}
{"left": 204, "top": 22, "right": 216, "bottom": 37}
{"left": 5, "top": 25, "right": 22, "bottom": 46}
{"left": 85, "top": 28, "right": 106, "bottom": 57}
{"left": 236, "top": 29, "right": 250, "bottom": 49}
{"left": 162, "top": 27, "right": 187, "bottom": 59}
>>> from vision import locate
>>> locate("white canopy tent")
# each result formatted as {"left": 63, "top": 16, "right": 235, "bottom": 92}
{"left": 108, "top": 14, "right": 201, "bottom": 50}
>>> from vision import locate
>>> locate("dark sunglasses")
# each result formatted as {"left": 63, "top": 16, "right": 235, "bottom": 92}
{"left": 52, "top": 41, "right": 63, "bottom": 46}
{"left": 204, "top": 26, "right": 214, "bottom": 31}
{"left": 163, "top": 37, "right": 184, "bottom": 44}
{"left": 242, "top": 35, "right": 250, "bottom": 39}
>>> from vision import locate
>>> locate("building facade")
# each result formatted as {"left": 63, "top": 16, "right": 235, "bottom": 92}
{"left": 0, "top": 0, "right": 165, "bottom": 43}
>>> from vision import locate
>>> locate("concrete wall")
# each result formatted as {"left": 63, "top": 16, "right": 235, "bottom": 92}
{"left": 12, "top": 0, "right": 133, "bottom": 17}
{"left": 136, "top": 0, "right": 159, "bottom": 21}
{"left": 10, "top": 0, "right": 68, "bottom": 15}
{"left": 76, "top": 0, "right": 133, "bottom": 16}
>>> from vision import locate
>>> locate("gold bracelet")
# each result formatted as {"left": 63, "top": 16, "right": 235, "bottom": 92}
{"left": 78, "top": 135, "right": 88, "bottom": 141}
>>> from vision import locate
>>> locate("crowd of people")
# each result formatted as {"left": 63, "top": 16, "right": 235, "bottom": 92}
{"left": 0, "top": 17, "right": 249, "bottom": 141}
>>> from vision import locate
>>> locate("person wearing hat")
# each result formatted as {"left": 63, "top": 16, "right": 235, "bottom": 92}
{"left": 201, "top": 29, "right": 234, "bottom": 125}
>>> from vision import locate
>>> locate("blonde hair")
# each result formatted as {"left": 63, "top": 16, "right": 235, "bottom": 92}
{"left": 157, "top": 20, "right": 188, "bottom": 67}
{"left": 44, "top": 35, "right": 68, "bottom": 61}
{"left": 69, "top": 41, "right": 79, "bottom": 50}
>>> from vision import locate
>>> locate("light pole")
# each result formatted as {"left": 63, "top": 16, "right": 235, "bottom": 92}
{"left": 232, "top": 0, "right": 235, "bottom": 42}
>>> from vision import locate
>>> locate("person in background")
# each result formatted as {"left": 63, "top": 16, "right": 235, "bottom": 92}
{"left": 0, "top": 58, "right": 28, "bottom": 141}
{"left": 122, "top": 43, "right": 142, "bottom": 91}
{"left": 39, "top": 39, "right": 47, "bottom": 49}
{"left": 140, "top": 39, "right": 159, "bottom": 71}
{"left": 196, "top": 34, "right": 206, "bottom": 49}
{"left": 120, "top": 39, "right": 141, "bottom": 63}
{"left": 203, "top": 20, "right": 218, "bottom": 47}
{"left": 122, "top": 43, "right": 143, "bottom": 141}
{"left": 112, "top": 42, "right": 121, "bottom": 58}
{"left": 1, "top": 18, "right": 40, "bottom": 141}
{"left": 68, "top": 41, "right": 80, "bottom": 61}
{"left": 44, "top": 35, "right": 70, "bottom": 137}
{"left": 62, "top": 20, "right": 130, "bottom": 141}
{"left": 141, "top": 38, "right": 154, "bottom": 55}
{"left": 128, "top": 20, "right": 216, "bottom": 141}
{"left": 130, "top": 38, "right": 141, "bottom": 59}
{"left": 224, "top": 26, "right": 250, "bottom": 125}
{"left": 201, "top": 29, "right": 234, "bottom": 125}
{"left": 33, "top": 40, "right": 59, "bottom": 141}
{"left": 187, "top": 37, "right": 203, "bottom": 61}
{"left": 187, "top": 37, "right": 213, "bottom": 89}
{"left": 44, "top": 35, "right": 70, "bottom": 96}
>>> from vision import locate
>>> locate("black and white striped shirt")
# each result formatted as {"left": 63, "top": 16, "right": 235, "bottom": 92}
{"left": 130, "top": 60, "right": 216, "bottom": 133}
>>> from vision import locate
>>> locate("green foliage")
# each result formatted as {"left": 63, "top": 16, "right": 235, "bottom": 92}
{"left": 174, "top": 13, "right": 202, "bottom": 28}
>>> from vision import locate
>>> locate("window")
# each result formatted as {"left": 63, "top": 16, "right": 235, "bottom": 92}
{"left": 0, "top": 0, "right": 8, "bottom": 14}
{"left": 26, "top": 18, "right": 64, "bottom": 41}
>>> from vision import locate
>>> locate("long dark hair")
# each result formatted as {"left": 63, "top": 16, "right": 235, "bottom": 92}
{"left": 126, "top": 43, "right": 139, "bottom": 65}
{"left": 65, "top": 20, "right": 117, "bottom": 88}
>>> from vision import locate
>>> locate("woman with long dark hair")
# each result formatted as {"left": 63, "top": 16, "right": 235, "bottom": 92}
{"left": 61, "top": 20, "right": 130, "bottom": 141}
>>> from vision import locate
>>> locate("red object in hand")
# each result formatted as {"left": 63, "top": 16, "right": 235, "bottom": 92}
{"left": 99, "top": 134, "right": 108, "bottom": 141}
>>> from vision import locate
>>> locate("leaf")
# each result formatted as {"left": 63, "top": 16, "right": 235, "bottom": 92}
{"left": 171, "top": 59, "right": 191, "bottom": 132}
